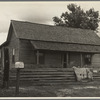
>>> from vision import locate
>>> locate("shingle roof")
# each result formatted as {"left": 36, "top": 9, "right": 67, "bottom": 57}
{"left": 11, "top": 20, "right": 100, "bottom": 46}
{"left": 31, "top": 41, "right": 100, "bottom": 53}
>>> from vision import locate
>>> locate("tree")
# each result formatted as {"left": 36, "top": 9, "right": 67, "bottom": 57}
{"left": 53, "top": 4, "right": 100, "bottom": 30}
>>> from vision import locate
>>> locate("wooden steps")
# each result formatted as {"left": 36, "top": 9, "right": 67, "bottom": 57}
{"left": 9, "top": 68, "right": 76, "bottom": 85}
{"left": 8, "top": 68, "right": 100, "bottom": 86}
{"left": 93, "top": 73, "right": 100, "bottom": 81}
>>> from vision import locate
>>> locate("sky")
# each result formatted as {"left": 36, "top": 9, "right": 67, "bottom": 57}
{"left": 0, "top": 1, "right": 100, "bottom": 45}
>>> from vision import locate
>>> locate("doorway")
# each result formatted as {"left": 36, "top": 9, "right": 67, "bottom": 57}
{"left": 62, "top": 53, "right": 68, "bottom": 68}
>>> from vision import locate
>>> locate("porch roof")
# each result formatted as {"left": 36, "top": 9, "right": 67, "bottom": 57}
{"left": 31, "top": 41, "right": 100, "bottom": 53}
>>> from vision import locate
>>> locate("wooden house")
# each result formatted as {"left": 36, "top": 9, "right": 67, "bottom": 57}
{"left": 1, "top": 20, "right": 100, "bottom": 85}
{"left": 1, "top": 20, "right": 100, "bottom": 69}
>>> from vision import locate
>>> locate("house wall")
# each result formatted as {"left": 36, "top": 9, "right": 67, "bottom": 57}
{"left": 44, "top": 51, "right": 62, "bottom": 68}
{"left": 19, "top": 40, "right": 62, "bottom": 68}
{"left": 19, "top": 40, "right": 88, "bottom": 69}
{"left": 0, "top": 49, "right": 2, "bottom": 70}
{"left": 91, "top": 54, "right": 100, "bottom": 68}
{"left": 5, "top": 32, "right": 100, "bottom": 69}
{"left": 44, "top": 52, "right": 100, "bottom": 68}
{"left": 19, "top": 40, "right": 36, "bottom": 67}
{"left": 1, "top": 28, "right": 19, "bottom": 69}
{"left": 2, "top": 33, "right": 100, "bottom": 69}
{"left": 1, "top": 47, "right": 4, "bottom": 71}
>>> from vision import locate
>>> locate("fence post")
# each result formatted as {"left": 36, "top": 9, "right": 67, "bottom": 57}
{"left": 15, "top": 62, "right": 24, "bottom": 96}
{"left": 15, "top": 68, "right": 20, "bottom": 96}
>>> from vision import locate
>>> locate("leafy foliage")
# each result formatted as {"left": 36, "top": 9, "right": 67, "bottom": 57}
{"left": 53, "top": 4, "right": 100, "bottom": 30}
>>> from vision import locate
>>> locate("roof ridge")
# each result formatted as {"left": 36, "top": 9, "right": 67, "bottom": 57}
{"left": 11, "top": 20, "right": 94, "bottom": 32}
{"left": 11, "top": 20, "right": 55, "bottom": 27}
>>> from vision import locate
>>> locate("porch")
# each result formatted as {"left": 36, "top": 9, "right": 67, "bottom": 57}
{"left": 18, "top": 39, "right": 100, "bottom": 69}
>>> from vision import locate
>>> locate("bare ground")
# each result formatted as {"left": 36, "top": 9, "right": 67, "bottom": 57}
{"left": 0, "top": 82, "right": 100, "bottom": 97}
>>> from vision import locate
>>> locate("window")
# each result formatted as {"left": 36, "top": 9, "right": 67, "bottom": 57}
{"left": 39, "top": 52, "right": 45, "bottom": 64}
{"left": 68, "top": 52, "right": 81, "bottom": 67}
{"left": 12, "top": 49, "right": 15, "bottom": 63}
{"left": 84, "top": 54, "right": 92, "bottom": 65}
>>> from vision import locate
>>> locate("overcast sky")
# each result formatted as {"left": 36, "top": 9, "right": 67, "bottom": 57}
{"left": 0, "top": 1, "right": 100, "bottom": 45}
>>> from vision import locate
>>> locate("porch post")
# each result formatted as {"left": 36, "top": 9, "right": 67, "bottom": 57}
{"left": 66, "top": 52, "right": 69, "bottom": 67}
{"left": 80, "top": 53, "right": 83, "bottom": 67}
{"left": 36, "top": 50, "right": 39, "bottom": 64}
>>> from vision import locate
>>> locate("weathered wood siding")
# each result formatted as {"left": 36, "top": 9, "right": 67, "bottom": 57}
{"left": 19, "top": 40, "right": 36, "bottom": 66}
{"left": 12, "top": 38, "right": 100, "bottom": 69}
{"left": 19, "top": 40, "right": 62, "bottom": 68}
{"left": 45, "top": 51, "right": 62, "bottom": 68}
{"left": 7, "top": 29, "right": 19, "bottom": 69}
{"left": 92, "top": 54, "right": 100, "bottom": 67}
{"left": 19, "top": 40, "right": 93, "bottom": 68}
{"left": 1, "top": 47, "right": 4, "bottom": 71}
{"left": 0, "top": 49, "right": 1, "bottom": 70}
{"left": 1, "top": 27, "right": 19, "bottom": 69}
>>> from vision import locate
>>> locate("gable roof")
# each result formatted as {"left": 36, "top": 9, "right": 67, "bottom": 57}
{"left": 11, "top": 20, "right": 100, "bottom": 46}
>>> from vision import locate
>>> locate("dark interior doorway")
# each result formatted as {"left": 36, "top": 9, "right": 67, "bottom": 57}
{"left": 62, "top": 53, "right": 68, "bottom": 68}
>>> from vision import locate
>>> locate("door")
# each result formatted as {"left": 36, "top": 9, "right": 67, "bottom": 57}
{"left": 3, "top": 48, "right": 9, "bottom": 88}
{"left": 62, "top": 53, "right": 68, "bottom": 68}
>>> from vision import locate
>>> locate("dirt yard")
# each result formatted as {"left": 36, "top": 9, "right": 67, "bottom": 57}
{"left": 0, "top": 82, "right": 100, "bottom": 97}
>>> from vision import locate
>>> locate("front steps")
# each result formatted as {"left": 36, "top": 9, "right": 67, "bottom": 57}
{"left": 0, "top": 68, "right": 100, "bottom": 86}
{"left": 93, "top": 73, "right": 100, "bottom": 81}
{"left": 9, "top": 68, "right": 76, "bottom": 86}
